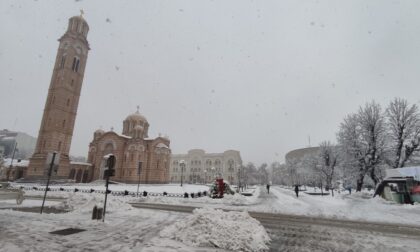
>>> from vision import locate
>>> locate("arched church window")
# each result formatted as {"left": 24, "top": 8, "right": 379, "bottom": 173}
{"left": 58, "top": 141, "right": 62, "bottom": 151}
{"left": 60, "top": 55, "right": 66, "bottom": 69}
{"left": 62, "top": 120, "right": 66, "bottom": 128}
{"left": 72, "top": 57, "right": 80, "bottom": 72}
{"left": 66, "top": 98, "right": 70, "bottom": 106}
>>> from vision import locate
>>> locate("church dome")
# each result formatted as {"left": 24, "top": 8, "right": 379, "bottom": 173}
{"left": 125, "top": 110, "right": 147, "bottom": 123}
{"left": 94, "top": 129, "right": 105, "bottom": 134}
{"left": 93, "top": 128, "right": 105, "bottom": 140}
{"left": 122, "top": 107, "right": 149, "bottom": 138}
{"left": 134, "top": 124, "right": 144, "bottom": 130}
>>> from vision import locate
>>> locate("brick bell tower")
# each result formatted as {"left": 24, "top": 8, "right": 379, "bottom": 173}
{"left": 27, "top": 13, "right": 90, "bottom": 179}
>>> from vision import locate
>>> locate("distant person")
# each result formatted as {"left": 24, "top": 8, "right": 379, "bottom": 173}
{"left": 266, "top": 184, "right": 270, "bottom": 194}
{"left": 294, "top": 185, "right": 299, "bottom": 198}
{"left": 347, "top": 186, "right": 352, "bottom": 195}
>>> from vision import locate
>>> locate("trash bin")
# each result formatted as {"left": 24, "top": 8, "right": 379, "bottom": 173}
{"left": 92, "top": 206, "right": 104, "bottom": 220}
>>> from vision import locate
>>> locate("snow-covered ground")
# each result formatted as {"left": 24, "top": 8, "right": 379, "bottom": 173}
{"left": 12, "top": 182, "right": 420, "bottom": 226}
{"left": 0, "top": 187, "right": 270, "bottom": 252}
{"left": 247, "top": 186, "right": 420, "bottom": 226}
{"left": 2, "top": 182, "right": 420, "bottom": 251}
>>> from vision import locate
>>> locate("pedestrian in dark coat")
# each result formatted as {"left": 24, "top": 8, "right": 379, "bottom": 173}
{"left": 294, "top": 185, "right": 299, "bottom": 198}
{"left": 266, "top": 184, "right": 270, "bottom": 194}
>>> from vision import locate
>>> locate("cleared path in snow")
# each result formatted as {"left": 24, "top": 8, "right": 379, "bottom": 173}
{"left": 130, "top": 202, "right": 420, "bottom": 251}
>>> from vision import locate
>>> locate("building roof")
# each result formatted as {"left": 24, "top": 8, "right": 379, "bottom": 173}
{"left": 385, "top": 167, "right": 420, "bottom": 182}
{"left": 156, "top": 143, "right": 169, "bottom": 149}
{"left": 70, "top": 161, "right": 92, "bottom": 166}
{"left": 125, "top": 110, "right": 148, "bottom": 123}
{"left": 2, "top": 158, "right": 29, "bottom": 167}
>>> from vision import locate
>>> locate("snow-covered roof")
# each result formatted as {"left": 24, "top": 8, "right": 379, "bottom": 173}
{"left": 70, "top": 161, "right": 92, "bottom": 166}
{"left": 2, "top": 158, "right": 29, "bottom": 167}
{"left": 156, "top": 143, "right": 169, "bottom": 149}
{"left": 385, "top": 167, "right": 420, "bottom": 181}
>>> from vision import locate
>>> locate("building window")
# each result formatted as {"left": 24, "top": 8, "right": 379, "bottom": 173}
{"left": 67, "top": 99, "right": 70, "bottom": 106}
{"left": 58, "top": 141, "right": 62, "bottom": 151}
{"left": 62, "top": 120, "right": 66, "bottom": 128}
{"left": 72, "top": 57, "right": 80, "bottom": 72}
{"left": 71, "top": 79, "right": 74, "bottom": 87}
{"left": 60, "top": 55, "right": 66, "bottom": 69}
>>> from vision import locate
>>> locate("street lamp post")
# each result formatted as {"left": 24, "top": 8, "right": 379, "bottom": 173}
{"left": 180, "top": 160, "right": 185, "bottom": 186}
{"left": 211, "top": 166, "right": 215, "bottom": 182}
{"left": 237, "top": 165, "right": 241, "bottom": 192}
{"left": 204, "top": 170, "right": 207, "bottom": 184}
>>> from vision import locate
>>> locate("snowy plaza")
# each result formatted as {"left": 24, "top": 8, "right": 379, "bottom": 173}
{"left": 3, "top": 0, "right": 420, "bottom": 251}
{"left": 1, "top": 183, "right": 420, "bottom": 251}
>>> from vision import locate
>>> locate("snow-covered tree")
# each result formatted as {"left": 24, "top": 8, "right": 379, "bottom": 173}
{"left": 243, "top": 162, "right": 258, "bottom": 186}
{"left": 318, "top": 141, "right": 339, "bottom": 191}
{"left": 271, "top": 162, "right": 288, "bottom": 185}
{"left": 385, "top": 98, "right": 420, "bottom": 168}
{"left": 338, "top": 101, "right": 386, "bottom": 191}
{"left": 257, "top": 163, "right": 269, "bottom": 184}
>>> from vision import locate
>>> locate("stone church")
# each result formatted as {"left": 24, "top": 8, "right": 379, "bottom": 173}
{"left": 87, "top": 109, "right": 171, "bottom": 183}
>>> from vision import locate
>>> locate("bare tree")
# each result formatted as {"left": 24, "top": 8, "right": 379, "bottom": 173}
{"left": 257, "top": 163, "right": 269, "bottom": 184}
{"left": 318, "top": 141, "right": 339, "bottom": 192}
{"left": 338, "top": 101, "right": 386, "bottom": 191}
{"left": 386, "top": 98, "right": 420, "bottom": 168}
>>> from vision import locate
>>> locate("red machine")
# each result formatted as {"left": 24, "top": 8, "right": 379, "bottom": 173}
{"left": 216, "top": 178, "right": 224, "bottom": 198}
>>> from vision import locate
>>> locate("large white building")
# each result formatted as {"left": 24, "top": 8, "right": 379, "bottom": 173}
{"left": 170, "top": 149, "right": 242, "bottom": 184}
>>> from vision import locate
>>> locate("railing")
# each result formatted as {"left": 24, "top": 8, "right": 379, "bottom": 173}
{"left": 14, "top": 185, "right": 208, "bottom": 198}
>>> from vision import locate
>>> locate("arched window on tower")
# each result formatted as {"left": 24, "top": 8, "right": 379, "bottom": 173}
{"left": 60, "top": 55, "right": 66, "bottom": 69}
{"left": 72, "top": 57, "right": 80, "bottom": 72}
{"left": 62, "top": 120, "right": 66, "bottom": 128}
{"left": 67, "top": 98, "right": 70, "bottom": 106}
{"left": 58, "top": 141, "right": 62, "bottom": 151}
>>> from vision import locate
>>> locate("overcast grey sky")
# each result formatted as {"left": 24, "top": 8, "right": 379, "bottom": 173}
{"left": 1, "top": 0, "right": 420, "bottom": 165}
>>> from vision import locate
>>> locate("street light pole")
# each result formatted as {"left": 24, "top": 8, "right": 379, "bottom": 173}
{"left": 180, "top": 160, "right": 185, "bottom": 186}
{"left": 136, "top": 161, "right": 142, "bottom": 197}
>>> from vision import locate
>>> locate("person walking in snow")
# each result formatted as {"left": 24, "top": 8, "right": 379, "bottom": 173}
{"left": 294, "top": 185, "right": 299, "bottom": 198}
{"left": 266, "top": 184, "right": 270, "bottom": 194}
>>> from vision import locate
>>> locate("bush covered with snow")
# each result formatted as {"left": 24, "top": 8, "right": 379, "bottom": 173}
{"left": 160, "top": 207, "right": 270, "bottom": 252}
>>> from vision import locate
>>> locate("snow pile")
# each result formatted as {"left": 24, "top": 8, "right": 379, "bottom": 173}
{"left": 160, "top": 208, "right": 270, "bottom": 252}
{"left": 222, "top": 193, "right": 248, "bottom": 205}
{"left": 58, "top": 193, "right": 133, "bottom": 213}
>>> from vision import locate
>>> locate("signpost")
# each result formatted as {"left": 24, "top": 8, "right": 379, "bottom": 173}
{"left": 136, "top": 161, "right": 142, "bottom": 197}
{"left": 40, "top": 152, "right": 60, "bottom": 214}
{"left": 103, "top": 154, "right": 115, "bottom": 222}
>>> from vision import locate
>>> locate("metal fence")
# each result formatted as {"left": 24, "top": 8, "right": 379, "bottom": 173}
{"left": 16, "top": 185, "right": 208, "bottom": 198}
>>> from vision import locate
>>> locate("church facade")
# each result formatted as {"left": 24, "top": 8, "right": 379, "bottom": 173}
{"left": 87, "top": 110, "right": 171, "bottom": 184}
